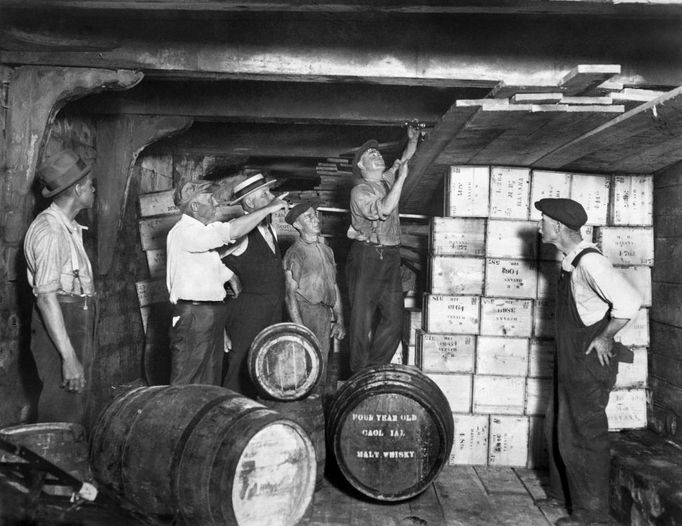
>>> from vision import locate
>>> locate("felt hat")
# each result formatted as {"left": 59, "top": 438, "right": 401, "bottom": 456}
{"left": 37, "top": 150, "right": 92, "bottom": 198}
{"left": 285, "top": 201, "right": 317, "bottom": 226}
{"left": 352, "top": 139, "right": 379, "bottom": 177}
{"left": 174, "top": 180, "right": 216, "bottom": 208}
{"left": 534, "top": 198, "right": 588, "bottom": 230}
{"left": 229, "top": 173, "right": 279, "bottom": 205}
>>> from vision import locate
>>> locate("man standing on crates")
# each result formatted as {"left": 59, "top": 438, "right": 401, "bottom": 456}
{"left": 346, "top": 125, "right": 421, "bottom": 374}
{"left": 283, "top": 201, "right": 345, "bottom": 397}
{"left": 167, "top": 179, "right": 288, "bottom": 386}
{"left": 24, "top": 149, "right": 98, "bottom": 428}
{"left": 536, "top": 198, "right": 641, "bottom": 526}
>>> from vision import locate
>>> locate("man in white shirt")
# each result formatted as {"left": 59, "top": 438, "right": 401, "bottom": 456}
{"left": 536, "top": 198, "right": 641, "bottom": 526}
{"left": 166, "top": 180, "right": 287, "bottom": 385}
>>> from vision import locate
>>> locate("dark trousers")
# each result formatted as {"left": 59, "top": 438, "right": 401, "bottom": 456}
{"left": 169, "top": 302, "right": 228, "bottom": 386}
{"left": 223, "top": 292, "right": 283, "bottom": 398}
{"left": 346, "top": 241, "right": 403, "bottom": 374}
{"left": 31, "top": 296, "right": 98, "bottom": 431}
{"left": 297, "top": 299, "right": 332, "bottom": 395}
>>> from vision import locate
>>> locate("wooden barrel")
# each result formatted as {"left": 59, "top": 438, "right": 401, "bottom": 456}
{"left": 0, "top": 422, "right": 92, "bottom": 496}
{"left": 248, "top": 322, "right": 322, "bottom": 401}
{"left": 258, "top": 394, "right": 326, "bottom": 490}
{"left": 90, "top": 385, "right": 316, "bottom": 526}
{"left": 326, "top": 364, "right": 454, "bottom": 501}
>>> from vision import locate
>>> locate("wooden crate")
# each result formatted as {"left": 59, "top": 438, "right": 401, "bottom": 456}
{"left": 606, "top": 388, "right": 648, "bottom": 431}
{"left": 473, "top": 375, "right": 526, "bottom": 415}
{"left": 539, "top": 225, "right": 593, "bottom": 261}
{"left": 488, "top": 415, "right": 530, "bottom": 467}
{"left": 617, "top": 266, "right": 652, "bottom": 307}
{"left": 595, "top": 226, "right": 654, "bottom": 266}
{"left": 570, "top": 173, "right": 611, "bottom": 226}
{"left": 484, "top": 258, "right": 538, "bottom": 299}
{"left": 609, "top": 175, "right": 653, "bottom": 226}
{"left": 430, "top": 217, "right": 486, "bottom": 256}
{"left": 444, "top": 165, "right": 490, "bottom": 217}
{"left": 416, "top": 332, "right": 476, "bottom": 373}
{"left": 475, "top": 336, "right": 528, "bottom": 377}
{"left": 139, "top": 216, "right": 180, "bottom": 251}
{"left": 536, "top": 261, "right": 561, "bottom": 299}
{"left": 616, "top": 346, "right": 648, "bottom": 389}
{"left": 135, "top": 279, "right": 169, "bottom": 307}
{"left": 402, "top": 309, "right": 422, "bottom": 347}
{"left": 489, "top": 166, "right": 531, "bottom": 220}
{"left": 425, "top": 373, "right": 473, "bottom": 413}
{"left": 525, "top": 377, "right": 552, "bottom": 416}
{"left": 529, "top": 170, "right": 572, "bottom": 221}
{"left": 423, "top": 294, "right": 480, "bottom": 335}
{"left": 486, "top": 220, "right": 538, "bottom": 260}
{"left": 430, "top": 256, "right": 485, "bottom": 295}
{"left": 533, "top": 298, "right": 556, "bottom": 338}
{"left": 139, "top": 189, "right": 179, "bottom": 217}
{"left": 614, "top": 309, "right": 649, "bottom": 347}
{"left": 449, "top": 414, "right": 489, "bottom": 465}
{"left": 479, "top": 298, "right": 533, "bottom": 337}
{"left": 528, "top": 339, "right": 555, "bottom": 378}
{"left": 145, "top": 248, "right": 167, "bottom": 279}
{"left": 527, "top": 416, "right": 548, "bottom": 469}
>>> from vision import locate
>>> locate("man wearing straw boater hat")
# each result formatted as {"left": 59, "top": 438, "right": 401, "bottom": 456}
{"left": 345, "top": 125, "right": 420, "bottom": 374}
{"left": 24, "top": 149, "right": 98, "bottom": 428}
{"left": 221, "top": 171, "right": 289, "bottom": 397}
{"left": 166, "top": 177, "right": 288, "bottom": 386}
{"left": 536, "top": 198, "right": 641, "bottom": 526}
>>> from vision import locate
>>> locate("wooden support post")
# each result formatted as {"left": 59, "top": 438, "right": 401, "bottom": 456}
{"left": 95, "top": 115, "right": 192, "bottom": 275}
{"left": 1, "top": 66, "right": 143, "bottom": 245}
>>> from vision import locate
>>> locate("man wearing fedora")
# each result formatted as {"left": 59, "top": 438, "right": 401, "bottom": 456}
{"left": 536, "top": 198, "right": 641, "bottom": 526}
{"left": 283, "top": 202, "right": 345, "bottom": 397}
{"left": 345, "top": 126, "right": 420, "bottom": 374}
{"left": 221, "top": 171, "right": 289, "bottom": 397}
{"left": 24, "top": 149, "right": 97, "bottom": 428}
{"left": 167, "top": 179, "right": 288, "bottom": 386}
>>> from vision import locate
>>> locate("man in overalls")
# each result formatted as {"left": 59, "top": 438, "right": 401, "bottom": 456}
{"left": 345, "top": 126, "right": 420, "bottom": 374}
{"left": 24, "top": 149, "right": 97, "bottom": 429}
{"left": 536, "top": 198, "right": 641, "bottom": 525}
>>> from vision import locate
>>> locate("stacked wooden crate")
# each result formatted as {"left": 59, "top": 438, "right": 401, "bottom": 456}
{"left": 414, "top": 166, "right": 652, "bottom": 468}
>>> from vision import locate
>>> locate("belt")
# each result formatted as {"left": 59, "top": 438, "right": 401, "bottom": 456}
{"left": 56, "top": 294, "right": 95, "bottom": 304}
{"left": 177, "top": 299, "right": 225, "bottom": 305}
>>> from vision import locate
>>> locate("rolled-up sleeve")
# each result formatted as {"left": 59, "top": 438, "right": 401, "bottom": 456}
{"left": 26, "top": 225, "right": 64, "bottom": 295}
{"left": 579, "top": 254, "right": 642, "bottom": 320}
{"left": 180, "top": 221, "right": 232, "bottom": 252}
{"left": 350, "top": 185, "right": 386, "bottom": 221}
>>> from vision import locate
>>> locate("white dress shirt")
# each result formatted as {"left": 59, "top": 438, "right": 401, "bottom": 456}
{"left": 166, "top": 214, "right": 235, "bottom": 303}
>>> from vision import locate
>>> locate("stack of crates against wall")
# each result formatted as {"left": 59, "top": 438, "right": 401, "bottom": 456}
{"left": 421, "top": 166, "right": 653, "bottom": 467}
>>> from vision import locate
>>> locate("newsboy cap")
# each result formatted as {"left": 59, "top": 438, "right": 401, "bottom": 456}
{"left": 37, "top": 150, "right": 91, "bottom": 198}
{"left": 285, "top": 201, "right": 316, "bottom": 226}
{"left": 352, "top": 139, "right": 379, "bottom": 178}
{"left": 534, "top": 198, "right": 588, "bottom": 230}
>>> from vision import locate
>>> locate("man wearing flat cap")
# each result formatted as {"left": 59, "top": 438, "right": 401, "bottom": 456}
{"left": 221, "top": 172, "right": 289, "bottom": 397}
{"left": 166, "top": 177, "right": 288, "bottom": 386}
{"left": 536, "top": 198, "right": 641, "bottom": 526}
{"left": 283, "top": 202, "right": 345, "bottom": 396}
{"left": 346, "top": 125, "right": 420, "bottom": 374}
{"left": 24, "top": 149, "right": 97, "bottom": 428}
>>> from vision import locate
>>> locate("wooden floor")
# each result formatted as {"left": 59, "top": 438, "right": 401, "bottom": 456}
{"left": 303, "top": 465, "right": 569, "bottom": 526}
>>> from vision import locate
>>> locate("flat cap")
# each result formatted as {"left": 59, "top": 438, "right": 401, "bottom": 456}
{"left": 352, "top": 139, "right": 379, "bottom": 177}
{"left": 285, "top": 201, "right": 316, "bottom": 226}
{"left": 534, "top": 198, "right": 588, "bottom": 230}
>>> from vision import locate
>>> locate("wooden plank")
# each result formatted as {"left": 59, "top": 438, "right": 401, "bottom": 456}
{"left": 408, "top": 483, "right": 446, "bottom": 525}
{"left": 434, "top": 466, "right": 493, "bottom": 526}
{"left": 536, "top": 86, "right": 682, "bottom": 172}
{"left": 557, "top": 64, "right": 621, "bottom": 96}
{"left": 511, "top": 93, "right": 562, "bottom": 104}
{"left": 475, "top": 466, "right": 528, "bottom": 495}
{"left": 306, "top": 478, "right": 352, "bottom": 526}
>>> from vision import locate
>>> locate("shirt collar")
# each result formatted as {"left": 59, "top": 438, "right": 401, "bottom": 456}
{"left": 48, "top": 202, "right": 88, "bottom": 233}
{"left": 562, "top": 240, "right": 597, "bottom": 272}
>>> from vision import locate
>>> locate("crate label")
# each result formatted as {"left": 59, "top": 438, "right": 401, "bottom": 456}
{"left": 430, "top": 217, "right": 486, "bottom": 256}
{"left": 610, "top": 175, "right": 653, "bottom": 226}
{"left": 424, "top": 295, "right": 480, "bottom": 335}
{"left": 488, "top": 416, "right": 529, "bottom": 466}
{"left": 596, "top": 227, "right": 654, "bottom": 266}
{"left": 606, "top": 389, "right": 647, "bottom": 430}
{"left": 489, "top": 166, "right": 531, "bottom": 220}
{"left": 445, "top": 166, "right": 490, "bottom": 217}
{"left": 485, "top": 258, "right": 538, "bottom": 299}
{"left": 417, "top": 332, "right": 476, "bottom": 373}
{"left": 480, "top": 298, "right": 533, "bottom": 337}
{"left": 449, "top": 414, "right": 489, "bottom": 465}
{"left": 570, "top": 174, "right": 610, "bottom": 225}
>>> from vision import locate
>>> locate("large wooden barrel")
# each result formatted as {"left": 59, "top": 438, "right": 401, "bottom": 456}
{"left": 258, "top": 394, "right": 326, "bottom": 489}
{"left": 248, "top": 322, "right": 322, "bottom": 401}
{"left": 90, "top": 385, "right": 316, "bottom": 526}
{"left": 326, "top": 364, "right": 454, "bottom": 501}
{"left": 0, "top": 422, "right": 92, "bottom": 496}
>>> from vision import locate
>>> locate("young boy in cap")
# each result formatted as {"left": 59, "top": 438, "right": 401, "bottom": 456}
{"left": 167, "top": 178, "right": 288, "bottom": 386}
{"left": 536, "top": 197, "right": 641, "bottom": 525}
{"left": 283, "top": 202, "right": 345, "bottom": 396}
{"left": 24, "top": 149, "right": 97, "bottom": 428}
{"left": 345, "top": 125, "right": 420, "bottom": 374}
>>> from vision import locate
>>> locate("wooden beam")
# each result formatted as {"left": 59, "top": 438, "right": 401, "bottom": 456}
{"left": 558, "top": 64, "right": 621, "bottom": 96}
{"left": 95, "top": 115, "right": 192, "bottom": 275}
{"left": 534, "top": 86, "right": 682, "bottom": 173}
